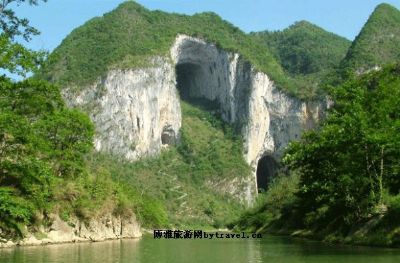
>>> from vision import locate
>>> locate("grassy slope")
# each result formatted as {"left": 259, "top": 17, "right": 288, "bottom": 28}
{"left": 251, "top": 21, "right": 351, "bottom": 97}
{"left": 87, "top": 100, "right": 251, "bottom": 228}
{"left": 39, "top": 1, "right": 309, "bottom": 98}
{"left": 340, "top": 3, "right": 400, "bottom": 73}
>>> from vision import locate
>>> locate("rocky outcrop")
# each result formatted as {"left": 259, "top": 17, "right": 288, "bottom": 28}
{"left": 0, "top": 214, "right": 141, "bottom": 248}
{"left": 63, "top": 57, "right": 181, "bottom": 160}
{"left": 171, "top": 35, "right": 325, "bottom": 195}
{"left": 62, "top": 34, "right": 325, "bottom": 202}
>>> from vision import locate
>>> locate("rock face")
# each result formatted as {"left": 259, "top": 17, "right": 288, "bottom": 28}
{"left": 171, "top": 35, "right": 325, "bottom": 193}
{"left": 0, "top": 214, "right": 141, "bottom": 248}
{"left": 63, "top": 34, "right": 325, "bottom": 201}
{"left": 63, "top": 57, "right": 181, "bottom": 160}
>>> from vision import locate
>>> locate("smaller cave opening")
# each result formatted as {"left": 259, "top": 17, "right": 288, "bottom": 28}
{"left": 161, "top": 125, "right": 176, "bottom": 145}
{"left": 256, "top": 155, "right": 278, "bottom": 192}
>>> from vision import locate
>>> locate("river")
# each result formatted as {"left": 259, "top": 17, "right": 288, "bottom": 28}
{"left": 1, "top": 234, "right": 399, "bottom": 262}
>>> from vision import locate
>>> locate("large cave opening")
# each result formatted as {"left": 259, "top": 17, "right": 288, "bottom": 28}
{"left": 175, "top": 63, "right": 206, "bottom": 101}
{"left": 256, "top": 155, "right": 278, "bottom": 192}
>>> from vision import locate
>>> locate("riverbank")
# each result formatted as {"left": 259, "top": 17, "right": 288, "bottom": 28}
{"left": 258, "top": 209, "right": 400, "bottom": 248}
{"left": 232, "top": 172, "right": 400, "bottom": 248}
{"left": 0, "top": 214, "right": 142, "bottom": 249}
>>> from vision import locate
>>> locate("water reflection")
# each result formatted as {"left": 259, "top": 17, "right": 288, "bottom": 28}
{"left": 1, "top": 235, "right": 400, "bottom": 263}
{"left": 0, "top": 239, "right": 140, "bottom": 263}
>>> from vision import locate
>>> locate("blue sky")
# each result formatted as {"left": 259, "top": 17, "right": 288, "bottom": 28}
{"left": 12, "top": 0, "right": 400, "bottom": 53}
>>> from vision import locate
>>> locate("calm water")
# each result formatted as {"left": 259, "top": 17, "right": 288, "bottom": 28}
{"left": 1, "top": 234, "right": 400, "bottom": 263}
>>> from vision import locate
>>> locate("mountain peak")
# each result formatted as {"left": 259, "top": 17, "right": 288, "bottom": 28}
{"left": 117, "top": 1, "right": 147, "bottom": 11}
{"left": 367, "top": 3, "right": 400, "bottom": 24}
{"left": 340, "top": 2, "right": 400, "bottom": 73}
{"left": 252, "top": 20, "right": 350, "bottom": 77}
{"left": 290, "top": 20, "right": 317, "bottom": 28}
{"left": 373, "top": 3, "right": 399, "bottom": 14}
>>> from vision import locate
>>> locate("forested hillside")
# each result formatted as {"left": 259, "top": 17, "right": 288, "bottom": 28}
{"left": 251, "top": 21, "right": 350, "bottom": 79}
{"left": 340, "top": 3, "right": 400, "bottom": 74}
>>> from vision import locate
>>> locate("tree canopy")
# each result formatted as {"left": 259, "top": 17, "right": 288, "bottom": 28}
{"left": 284, "top": 64, "right": 400, "bottom": 229}
{"left": 0, "top": 0, "right": 47, "bottom": 76}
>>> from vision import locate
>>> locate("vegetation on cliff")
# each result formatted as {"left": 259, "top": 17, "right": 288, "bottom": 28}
{"left": 1, "top": 76, "right": 179, "bottom": 238}
{"left": 89, "top": 100, "right": 251, "bottom": 228}
{"left": 235, "top": 64, "right": 400, "bottom": 247}
{"left": 0, "top": 71, "right": 251, "bottom": 237}
{"left": 39, "top": 1, "right": 312, "bottom": 98}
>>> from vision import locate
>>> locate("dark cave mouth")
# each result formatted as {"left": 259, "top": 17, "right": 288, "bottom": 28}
{"left": 175, "top": 62, "right": 220, "bottom": 111}
{"left": 256, "top": 155, "right": 278, "bottom": 192}
{"left": 175, "top": 62, "right": 204, "bottom": 101}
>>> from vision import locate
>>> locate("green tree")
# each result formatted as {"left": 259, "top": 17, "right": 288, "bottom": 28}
{"left": 0, "top": 77, "right": 94, "bottom": 237}
{"left": 284, "top": 64, "right": 400, "bottom": 229}
{"left": 0, "top": 0, "right": 47, "bottom": 76}
{"left": 33, "top": 109, "right": 94, "bottom": 177}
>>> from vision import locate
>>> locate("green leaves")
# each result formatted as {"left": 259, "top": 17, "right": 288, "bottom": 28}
{"left": 0, "top": 0, "right": 48, "bottom": 76}
{"left": 0, "top": 34, "right": 47, "bottom": 76}
{"left": 283, "top": 64, "right": 400, "bottom": 229}
{"left": 0, "top": 77, "right": 94, "bottom": 236}
{"left": 0, "top": 77, "right": 64, "bottom": 117}
{"left": 0, "top": 187, "right": 33, "bottom": 230}
{"left": 0, "top": 0, "right": 47, "bottom": 41}
{"left": 33, "top": 109, "right": 94, "bottom": 177}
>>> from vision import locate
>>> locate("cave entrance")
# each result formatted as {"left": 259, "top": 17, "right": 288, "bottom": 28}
{"left": 256, "top": 156, "right": 278, "bottom": 192}
{"left": 175, "top": 62, "right": 220, "bottom": 111}
{"left": 175, "top": 63, "right": 206, "bottom": 101}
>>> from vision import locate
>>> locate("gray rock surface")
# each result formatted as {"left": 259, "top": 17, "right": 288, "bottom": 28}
{"left": 0, "top": 214, "right": 141, "bottom": 248}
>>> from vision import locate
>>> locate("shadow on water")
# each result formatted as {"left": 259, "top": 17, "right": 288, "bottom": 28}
{"left": 1, "top": 234, "right": 400, "bottom": 263}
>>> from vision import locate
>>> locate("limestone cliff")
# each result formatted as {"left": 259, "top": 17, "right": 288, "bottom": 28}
{"left": 63, "top": 57, "right": 181, "bottom": 160}
{"left": 0, "top": 214, "right": 141, "bottom": 248}
{"left": 63, "top": 35, "right": 325, "bottom": 200}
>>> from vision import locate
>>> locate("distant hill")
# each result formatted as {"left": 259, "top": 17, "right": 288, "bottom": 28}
{"left": 340, "top": 3, "right": 400, "bottom": 74}
{"left": 251, "top": 21, "right": 351, "bottom": 77}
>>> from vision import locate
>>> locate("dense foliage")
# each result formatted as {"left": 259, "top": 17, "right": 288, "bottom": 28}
{"left": 284, "top": 64, "right": 400, "bottom": 229}
{"left": 38, "top": 1, "right": 311, "bottom": 98}
{"left": 0, "top": 77, "right": 91, "bottom": 236}
{"left": 340, "top": 3, "right": 400, "bottom": 75}
{"left": 251, "top": 21, "right": 351, "bottom": 98}
{"left": 232, "top": 172, "right": 300, "bottom": 232}
{"left": 252, "top": 21, "right": 350, "bottom": 77}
